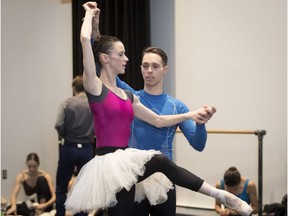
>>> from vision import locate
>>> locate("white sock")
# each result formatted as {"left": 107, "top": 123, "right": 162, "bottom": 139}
{"left": 198, "top": 182, "right": 252, "bottom": 216}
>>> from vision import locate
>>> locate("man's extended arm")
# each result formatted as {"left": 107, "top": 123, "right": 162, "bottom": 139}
{"left": 91, "top": 5, "right": 101, "bottom": 41}
{"left": 178, "top": 103, "right": 208, "bottom": 151}
{"left": 116, "top": 76, "right": 137, "bottom": 94}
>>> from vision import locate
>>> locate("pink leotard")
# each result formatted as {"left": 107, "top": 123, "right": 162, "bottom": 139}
{"left": 86, "top": 84, "right": 134, "bottom": 148}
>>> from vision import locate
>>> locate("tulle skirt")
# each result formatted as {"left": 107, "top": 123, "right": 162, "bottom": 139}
{"left": 65, "top": 148, "right": 174, "bottom": 214}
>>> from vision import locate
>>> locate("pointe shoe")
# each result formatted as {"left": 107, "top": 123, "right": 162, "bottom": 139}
{"left": 221, "top": 192, "right": 253, "bottom": 216}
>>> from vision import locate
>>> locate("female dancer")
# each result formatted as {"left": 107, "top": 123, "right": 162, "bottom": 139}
{"left": 215, "top": 167, "right": 258, "bottom": 215}
{"left": 65, "top": 2, "right": 252, "bottom": 216}
{"left": 6, "top": 153, "right": 56, "bottom": 216}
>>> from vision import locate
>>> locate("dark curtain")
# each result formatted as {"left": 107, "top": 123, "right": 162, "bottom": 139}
{"left": 72, "top": 0, "right": 150, "bottom": 90}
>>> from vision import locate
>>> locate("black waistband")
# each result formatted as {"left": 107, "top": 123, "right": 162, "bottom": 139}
{"left": 64, "top": 141, "right": 93, "bottom": 148}
{"left": 95, "top": 146, "right": 127, "bottom": 155}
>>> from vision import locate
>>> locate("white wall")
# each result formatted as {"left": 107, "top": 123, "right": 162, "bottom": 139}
{"left": 1, "top": 0, "right": 72, "bottom": 200}
{"left": 150, "top": 0, "right": 287, "bottom": 210}
{"left": 176, "top": 0, "right": 287, "bottom": 208}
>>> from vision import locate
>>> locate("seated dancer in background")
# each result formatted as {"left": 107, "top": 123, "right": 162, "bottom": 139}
{"left": 65, "top": 2, "right": 253, "bottom": 216}
{"left": 215, "top": 166, "right": 258, "bottom": 216}
{"left": 6, "top": 152, "right": 56, "bottom": 216}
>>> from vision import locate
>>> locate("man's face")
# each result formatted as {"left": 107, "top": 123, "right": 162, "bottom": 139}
{"left": 141, "top": 53, "right": 167, "bottom": 87}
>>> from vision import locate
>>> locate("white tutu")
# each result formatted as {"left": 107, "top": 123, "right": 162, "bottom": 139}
{"left": 65, "top": 148, "right": 174, "bottom": 214}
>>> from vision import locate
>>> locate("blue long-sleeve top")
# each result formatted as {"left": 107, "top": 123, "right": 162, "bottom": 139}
{"left": 116, "top": 77, "right": 207, "bottom": 160}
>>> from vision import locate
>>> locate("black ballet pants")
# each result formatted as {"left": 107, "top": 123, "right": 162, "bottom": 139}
{"left": 107, "top": 154, "right": 204, "bottom": 216}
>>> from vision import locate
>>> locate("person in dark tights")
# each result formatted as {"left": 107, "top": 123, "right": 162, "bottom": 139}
{"left": 6, "top": 153, "right": 56, "bottom": 216}
{"left": 116, "top": 46, "right": 215, "bottom": 216}
{"left": 65, "top": 2, "right": 253, "bottom": 216}
{"left": 55, "top": 75, "right": 95, "bottom": 216}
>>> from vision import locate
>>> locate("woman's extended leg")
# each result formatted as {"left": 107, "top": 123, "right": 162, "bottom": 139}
{"left": 138, "top": 154, "right": 252, "bottom": 216}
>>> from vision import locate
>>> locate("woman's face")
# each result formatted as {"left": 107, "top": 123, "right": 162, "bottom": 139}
{"left": 107, "top": 41, "right": 129, "bottom": 75}
{"left": 26, "top": 160, "right": 39, "bottom": 174}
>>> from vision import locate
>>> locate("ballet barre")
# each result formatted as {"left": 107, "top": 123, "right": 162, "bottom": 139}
{"left": 176, "top": 129, "right": 266, "bottom": 216}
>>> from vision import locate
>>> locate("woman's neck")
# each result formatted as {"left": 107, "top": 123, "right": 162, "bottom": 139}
{"left": 100, "top": 69, "right": 127, "bottom": 99}
{"left": 100, "top": 69, "right": 117, "bottom": 89}
{"left": 26, "top": 170, "right": 39, "bottom": 177}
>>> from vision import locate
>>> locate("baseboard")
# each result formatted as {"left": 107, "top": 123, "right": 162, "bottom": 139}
{"left": 176, "top": 205, "right": 218, "bottom": 216}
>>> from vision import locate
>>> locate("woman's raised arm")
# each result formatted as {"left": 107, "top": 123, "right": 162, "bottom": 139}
{"left": 81, "top": 2, "right": 102, "bottom": 96}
